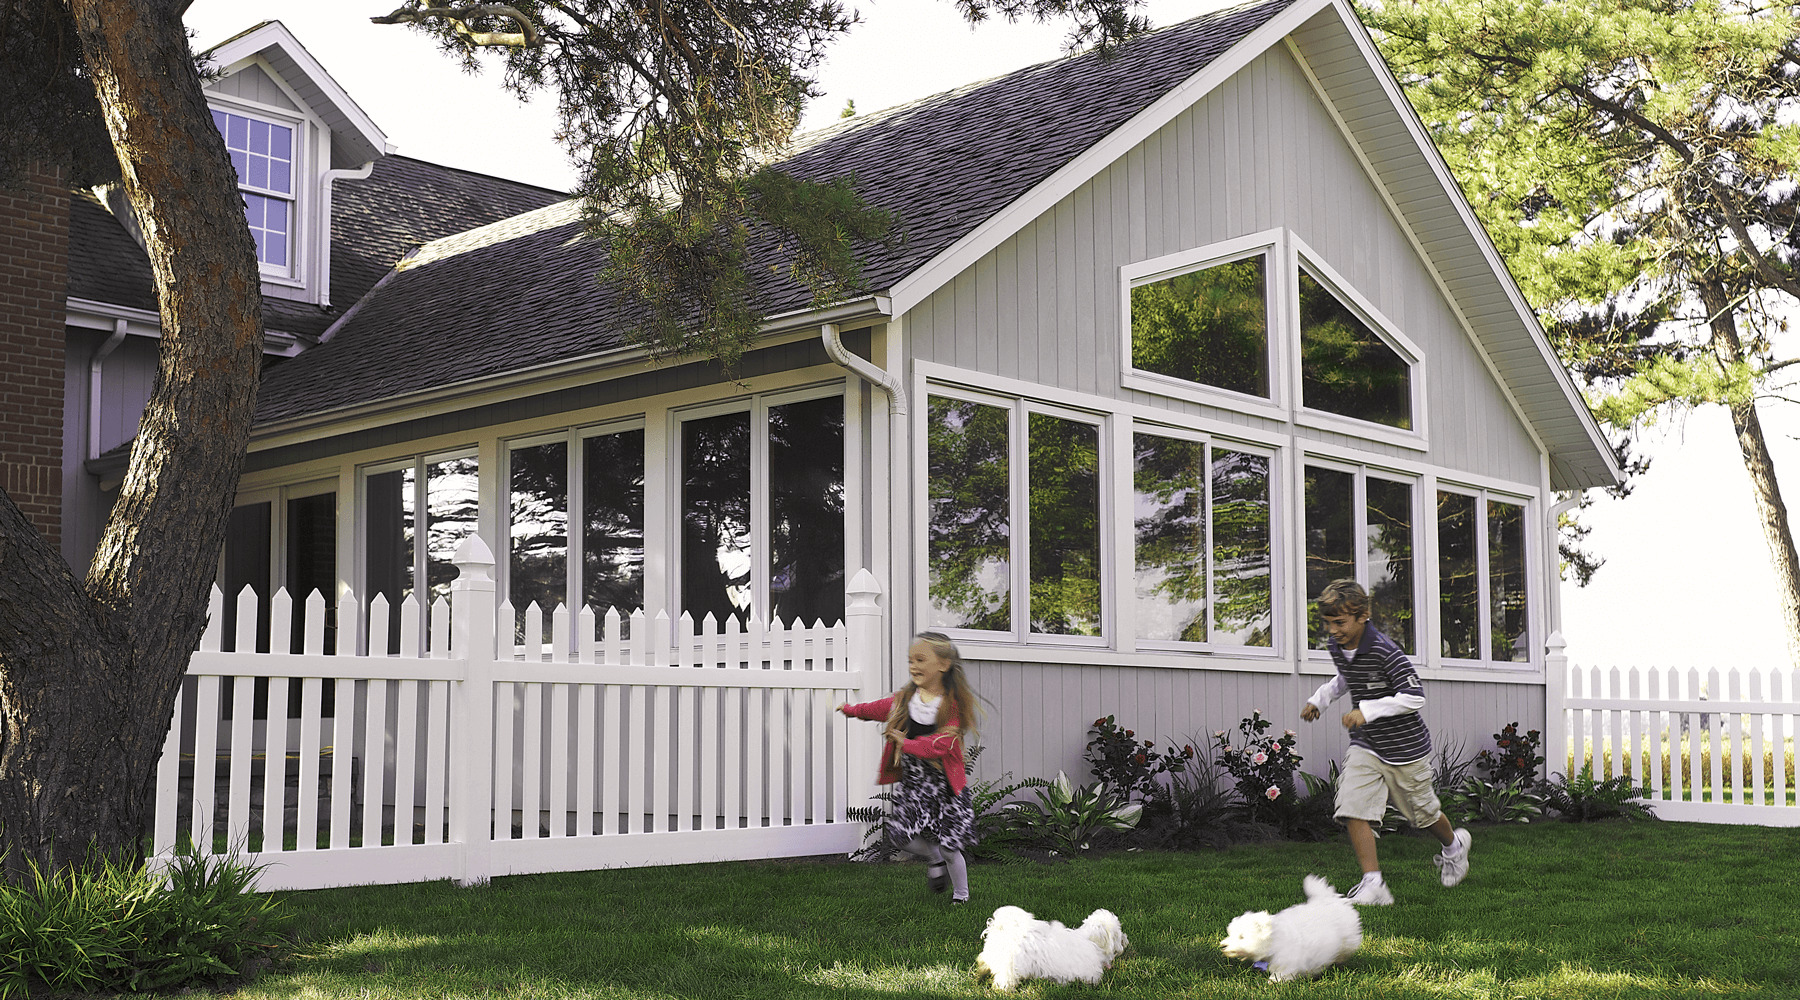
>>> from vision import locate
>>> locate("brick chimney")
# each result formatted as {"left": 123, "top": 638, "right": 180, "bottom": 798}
{"left": 0, "top": 165, "right": 70, "bottom": 548}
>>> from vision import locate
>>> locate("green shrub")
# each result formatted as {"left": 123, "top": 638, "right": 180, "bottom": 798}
{"left": 1543, "top": 764, "right": 1657, "bottom": 822}
{"left": 1475, "top": 722, "right": 1545, "bottom": 789}
{"left": 1011, "top": 771, "right": 1142, "bottom": 854}
{"left": 1443, "top": 777, "right": 1546, "bottom": 825}
{"left": 1082, "top": 715, "right": 1196, "bottom": 801}
{"left": 0, "top": 849, "right": 290, "bottom": 998}
{"left": 1212, "top": 710, "right": 1304, "bottom": 826}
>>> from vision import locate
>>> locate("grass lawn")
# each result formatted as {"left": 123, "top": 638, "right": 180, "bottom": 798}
{"left": 226, "top": 822, "right": 1798, "bottom": 999}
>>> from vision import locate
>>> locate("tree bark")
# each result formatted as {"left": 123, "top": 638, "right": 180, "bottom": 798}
{"left": 0, "top": 0, "right": 262, "bottom": 880}
{"left": 1698, "top": 279, "right": 1800, "bottom": 668}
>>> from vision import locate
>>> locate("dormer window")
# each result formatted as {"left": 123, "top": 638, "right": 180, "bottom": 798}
{"left": 212, "top": 108, "right": 295, "bottom": 274}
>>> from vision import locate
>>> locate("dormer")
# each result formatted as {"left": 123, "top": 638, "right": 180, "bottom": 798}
{"left": 201, "top": 21, "right": 390, "bottom": 309}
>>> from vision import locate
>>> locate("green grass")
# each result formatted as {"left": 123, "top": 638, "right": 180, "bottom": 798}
{"left": 207, "top": 823, "right": 1800, "bottom": 999}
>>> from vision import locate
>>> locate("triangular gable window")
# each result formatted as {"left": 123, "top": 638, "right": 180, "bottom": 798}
{"left": 1298, "top": 269, "right": 1411, "bottom": 429}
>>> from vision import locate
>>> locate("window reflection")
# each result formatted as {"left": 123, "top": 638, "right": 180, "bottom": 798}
{"left": 1133, "top": 434, "right": 1207, "bottom": 642}
{"left": 1437, "top": 491, "right": 1479, "bottom": 659}
{"left": 1489, "top": 500, "right": 1528, "bottom": 662}
{"left": 424, "top": 459, "right": 480, "bottom": 607}
{"left": 1366, "top": 477, "right": 1413, "bottom": 654}
{"left": 1131, "top": 255, "right": 1269, "bottom": 397}
{"left": 1299, "top": 271, "right": 1411, "bottom": 429}
{"left": 1211, "top": 449, "right": 1272, "bottom": 646}
{"left": 1029, "top": 413, "right": 1100, "bottom": 636}
{"left": 682, "top": 412, "right": 753, "bottom": 629}
{"left": 769, "top": 397, "right": 845, "bottom": 628}
{"left": 927, "top": 396, "right": 1012, "bottom": 631}
{"left": 583, "top": 429, "right": 645, "bottom": 619}
{"left": 1304, "top": 466, "right": 1354, "bottom": 646}
{"left": 509, "top": 441, "right": 568, "bottom": 643}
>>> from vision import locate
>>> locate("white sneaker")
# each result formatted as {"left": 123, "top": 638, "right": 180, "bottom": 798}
{"left": 1346, "top": 876, "right": 1393, "bottom": 906}
{"left": 1434, "top": 827, "right": 1473, "bottom": 887}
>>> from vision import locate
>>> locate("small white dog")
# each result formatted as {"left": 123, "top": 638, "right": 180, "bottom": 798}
{"left": 1218, "top": 875, "right": 1361, "bottom": 983}
{"left": 975, "top": 905, "right": 1129, "bottom": 990}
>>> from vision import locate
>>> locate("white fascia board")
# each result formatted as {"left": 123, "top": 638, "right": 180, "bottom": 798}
{"left": 885, "top": 0, "right": 1335, "bottom": 318}
{"left": 65, "top": 298, "right": 161, "bottom": 337}
{"left": 247, "top": 295, "right": 893, "bottom": 451}
{"left": 1308, "top": 0, "right": 1622, "bottom": 487}
{"left": 205, "top": 21, "right": 387, "bottom": 165}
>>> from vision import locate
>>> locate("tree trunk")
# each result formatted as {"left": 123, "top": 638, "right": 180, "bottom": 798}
{"left": 1699, "top": 280, "right": 1800, "bottom": 667}
{"left": 0, "top": 0, "right": 262, "bottom": 881}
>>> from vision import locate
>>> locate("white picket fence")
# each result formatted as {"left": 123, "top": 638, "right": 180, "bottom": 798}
{"left": 152, "top": 537, "right": 882, "bottom": 890}
{"left": 1546, "top": 633, "right": 1800, "bottom": 825}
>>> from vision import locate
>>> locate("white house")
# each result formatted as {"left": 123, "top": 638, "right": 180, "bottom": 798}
{"left": 224, "top": 0, "right": 1620, "bottom": 787}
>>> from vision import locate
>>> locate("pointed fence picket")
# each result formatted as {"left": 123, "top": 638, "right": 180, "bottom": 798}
{"left": 152, "top": 541, "right": 882, "bottom": 890}
{"left": 1549, "top": 633, "right": 1800, "bottom": 825}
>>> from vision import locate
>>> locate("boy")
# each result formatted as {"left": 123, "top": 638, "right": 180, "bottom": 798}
{"left": 1301, "top": 579, "right": 1471, "bottom": 905}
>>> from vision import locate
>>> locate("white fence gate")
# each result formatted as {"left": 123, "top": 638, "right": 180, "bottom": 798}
{"left": 153, "top": 537, "right": 882, "bottom": 890}
{"left": 1547, "top": 633, "right": 1800, "bottom": 825}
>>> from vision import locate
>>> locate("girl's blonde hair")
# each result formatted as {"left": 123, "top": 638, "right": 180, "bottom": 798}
{"left": 887, "top": 631, "right": 982, "bottom": 739}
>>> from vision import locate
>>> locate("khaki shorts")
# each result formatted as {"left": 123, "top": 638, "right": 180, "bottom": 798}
{"left": 1334, "top": 745, "right": 1442, "bottom": 827}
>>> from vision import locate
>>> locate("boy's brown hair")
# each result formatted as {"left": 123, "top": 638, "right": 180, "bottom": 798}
{"left": 1316, "top": 579, "right": 1369, "bottom": 619}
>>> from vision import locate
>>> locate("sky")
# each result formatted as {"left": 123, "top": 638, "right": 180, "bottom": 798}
{"left": 180, "top": 0, "right": 1800, "bottom": 674}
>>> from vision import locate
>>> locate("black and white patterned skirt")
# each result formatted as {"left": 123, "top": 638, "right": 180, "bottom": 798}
{"left": 885, "top": 755, "right": 977, "bottom": 853}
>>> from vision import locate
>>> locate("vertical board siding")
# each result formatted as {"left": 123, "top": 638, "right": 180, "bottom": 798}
{"left": 907, "top": 46, "right": 1541, "bottom": 486}
{"left": 963, "top": 657, "right": 1541, "bottom": 787}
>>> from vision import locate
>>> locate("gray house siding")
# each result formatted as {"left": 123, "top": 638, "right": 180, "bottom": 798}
{"left": 906, "top": 45, "right": 1541, "bottom": 487}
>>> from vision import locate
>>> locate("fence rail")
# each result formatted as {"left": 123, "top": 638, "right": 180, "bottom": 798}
{"left": 152, "top": 538, "right": 882, "bottom": 890}
{"left": 1547, "top": 633, "right": 1800, "bottom": 826}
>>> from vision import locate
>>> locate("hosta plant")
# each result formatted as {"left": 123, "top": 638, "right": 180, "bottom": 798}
{"left": 1012, "top": 771, "right": 1143, "bottom": 854}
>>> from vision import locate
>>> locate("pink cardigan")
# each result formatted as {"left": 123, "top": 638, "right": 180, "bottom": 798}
{"left": 842, "top": 693, "right": 969, "bottom": 795}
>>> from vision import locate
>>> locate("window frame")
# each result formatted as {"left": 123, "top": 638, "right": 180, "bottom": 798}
{"left": 1128, "top": 421, "right": 1280, "bottom": 658}
{"left": 1289, "top": 236, "right": 1428, "bottom": 451}
{"left": 667, "top": 384, "right": 847, "bottom": 630}
{"left": 1120, "top": 228, "right": 1288, "bottom": 421}
{"left": 1434, "top": 481, "right": 1537, "bottom": 670}
{"left": 1299, "top": 456, "right": 1424, "bottom": 663}
{"left": 356, "top": 448, "right": 481, "bottom": 626}
{"left": 919, "top": 382, "right": 1113, "bottom": 649}
{"left": 207, "top": 98, "right": 307, "bottom": 284}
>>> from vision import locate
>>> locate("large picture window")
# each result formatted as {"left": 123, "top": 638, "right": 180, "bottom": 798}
{"left": 1438, "top": 488, "right": 1531, "bottom": 663}
{"left": 211, "top": 108, "right": 295, "bottom": 271}
{"left": 1132, "top": 433, "right": 1273, "bottom": 647}
{"left": 1304, "top": 463, "right": 1416, "bottom": 654}
{"left": 1130, "top": 253, "right": 1270, "bottom": 398}
{"left": 365, "top": 454, "right": 479, "bottom": 651}
{"left": 925, "top": 393, "right": 1103, "bottom": 639}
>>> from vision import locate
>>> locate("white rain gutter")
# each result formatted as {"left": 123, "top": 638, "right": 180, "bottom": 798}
{"left": 821, "top": 322, "right": 905, "bottom": 419}
{"left": 88, "top": 319, "right": 129, "bottom": 460}
{"left": 317, "top": 161, "right": 376, "bottom": 307}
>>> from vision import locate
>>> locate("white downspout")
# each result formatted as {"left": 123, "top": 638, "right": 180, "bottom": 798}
{"left": 823, "top": 322, "right": 908, "bottom": 685}
{"left": 88, "top": 319, "right": 129, "bottom": 461}
{"left": 317, "top": 162, "right": 376, "bottom": 307}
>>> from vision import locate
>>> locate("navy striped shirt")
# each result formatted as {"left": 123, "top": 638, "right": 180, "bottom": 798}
{"left": 1318, "top": 625, "right": 1432, "bottom": 765}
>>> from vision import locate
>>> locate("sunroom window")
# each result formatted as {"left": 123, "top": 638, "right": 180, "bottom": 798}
{"left": 1132, "top": 432, "right": 1272, "bottom": 647}
{"left": 925, "top": 392, "right": 1102, "bottom": 639}
{"left": 678, "top": 392, "right": 844, "bottom": 632}
{"left": 1437, "top": 489, "right": 1530, "bottom": 663}
{"left": 1304, "top": 463, "right": 1416, "bottom": 654}
{"left": 1129, "top": 253, "right": 1270, "bottom": 399}
{"left": 364, "top": 455, "right": 479, "bottom": 651}
{"left": 506, "top": 425, "right": 646, "bottom": 642}
{"left": 211, "top": 108, "right": 295, "bottom": 272}
{"left": 1298, "top": 269, "right": 1411, "bottom": 429}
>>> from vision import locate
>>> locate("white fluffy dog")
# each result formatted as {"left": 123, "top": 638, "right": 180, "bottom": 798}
{"left": 974, "top": 905, "right": 1129, "bottom": 990}
{"left": 1218, "top": 875, "right": 1362, "bottom": 983}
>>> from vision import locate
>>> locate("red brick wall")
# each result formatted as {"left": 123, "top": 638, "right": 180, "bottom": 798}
{"left": 0, "top": 165, "right": 70, "bottom": 547}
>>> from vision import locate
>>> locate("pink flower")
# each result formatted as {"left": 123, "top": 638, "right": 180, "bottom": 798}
{"left": 1214, "top": 730, "right": 1226, "bottom": 738}
{"left": 1284, "top": 730, "right": 1297, "bottom": 738}
{"left": 1265, "top": 785, "right": 1282, "bottom": 801}
{"left": 1251, "top": 751, "right": 1269, "bottom": 765}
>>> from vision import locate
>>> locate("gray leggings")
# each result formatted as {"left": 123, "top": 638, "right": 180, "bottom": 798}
{"left": 905, "top": 836, "right": 969, "bottom": 900}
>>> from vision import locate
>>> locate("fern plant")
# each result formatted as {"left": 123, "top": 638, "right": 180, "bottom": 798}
{"left": 1543, "top": 764, "right": 1656, "bottom": 822}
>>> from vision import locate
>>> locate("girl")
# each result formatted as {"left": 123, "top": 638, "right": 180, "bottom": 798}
{"left": 839, "top": 631, "right": 981, "bottom": 904}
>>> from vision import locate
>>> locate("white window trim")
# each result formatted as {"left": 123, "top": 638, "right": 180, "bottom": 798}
{"left": 1431, "top": 481, "right": 1538, "bottom": 672}
{"left": 918, "top": 382, "right": 1113, "bottom": 649}
{"left": 668, "top": 384, "right": 848, "bottom": 630}
{"left": 1297, "top": 455, "right": 1424, "bottom": 667}
{"left": 1289, "top": 234, "right": 1430, "bottom": 452}
{"left": 206, "top": 89, "right": 319, "bottom": 294}
{"left": 1119, "top": 228, "right": 1289, "bottom": 422}
{"left": 1128, "top": 422, "right": 1283, "bottom": 660}
{"left": 355, "top": 448, "right": 480, "bottom": 618}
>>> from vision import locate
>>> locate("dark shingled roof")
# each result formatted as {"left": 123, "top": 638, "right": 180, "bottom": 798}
{"left": 253, "top": 0, "right": 1297, "bottom": 425}
{"left": 65, "top": 155, "right": 566, "bottom": 340}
